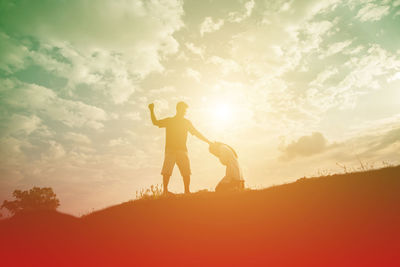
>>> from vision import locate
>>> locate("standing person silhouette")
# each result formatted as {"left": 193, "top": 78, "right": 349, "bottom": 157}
{"left": 149, "top": 101, "right": 212, "bottom": 195}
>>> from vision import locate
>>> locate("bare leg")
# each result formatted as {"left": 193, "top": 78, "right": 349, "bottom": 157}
{"left": 163, "top": 175, "right": 171, "bottom": 194}
{"left": 183, "top": 175, "right": 190, "bottom": 194}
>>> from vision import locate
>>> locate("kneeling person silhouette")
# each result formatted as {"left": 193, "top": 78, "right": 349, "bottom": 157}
{"left": 209, "top": 142, "right": 244, "bottom": 192}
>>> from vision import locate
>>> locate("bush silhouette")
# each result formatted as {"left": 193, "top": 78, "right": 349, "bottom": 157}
{"left": 1, "top": 187, "right": 60, "bottom": 215}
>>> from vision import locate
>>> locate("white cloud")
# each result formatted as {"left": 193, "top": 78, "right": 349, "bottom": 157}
{"left": 343, "top": 45, "right": 364, "bottom": 55}
{"left": 310, "top": 67, "right": 338, "bottom": 86}
{"left": 200, "top": 17, "right": 224, "bottom": 36}
{"left": 3, "top": 81, "right": 108, "bottom": 130}
{"left": 228, "top": 0, "right": 255, "bottom": 22}
{"left": 153, "top": 99, "right": 170, "bottom": 112}
{"left": 1, "top": 0, "right": 184, "bottom": 59}
{"left": 185, "top": 68, "right": 202, "bottom": 82}
{"left": 185, "top": 43, "right": 205, "bottom": 58}
{"left": 53, "top": 100, "right": 107, "bottom": 130}
{"left": 50, "top": 44, "right": 140, "bottom": 104}
{"left": 0, "top": 32, "right": 28, "bottom": 73}
{"left": 0, "top": 0, "right": 184, "bottom": 104}
{"left": 208, "top": 56, "right": 240, "bottom": 75}
{"left": 125, "top": 112, "right": 142, "bottom": 121}
{"left": 3, "top": 114, "right": 42, "bottom": 137}
{"left": 356, "top": 3, "right": 390, "bottom": 22}
{"left": 307, "top": 0, "right": 341, "bottom": 16}
{"left": 388, "top": 72, "right": 400, "bottom": 82}
{"left": 0, "top": 136, "right": 31, "bottom": 164}
{"left": 3, "top": 82, "right": 55, "bottom": 109}
{"left": 303, "top": 20, "right": 335, "bottom": 50}
{"left": 276, "top": 0, "right": 341, "bottom": 24}
{"left": 149, "top": 86, "right": 176, "bottom": 96}
{"left": 46, "top": 140, "right": 66, "bottom": 160}
{"left": 269, "top": 19, "right": 335, "bottom": 74}
{"left": 64, "top": 132, "right": 92, "bottom": 145}
{"left": 109, "top": 138, "right": 129, "bottom": 147}
{"left": 341, "top": 44, "right": 400, "bottom": 90}
{"left": 107, "top": 68, "right": 136, "bottom": 104}
{"left": 303, "top": 44, "right": 400, "bottom": 113}
{"left": 323, "top": 40, "right": 353, "bottom": 58}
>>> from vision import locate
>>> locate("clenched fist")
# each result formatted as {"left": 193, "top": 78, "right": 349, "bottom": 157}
{"left": 148, "top": 103, "right": 154, "bottom": 110}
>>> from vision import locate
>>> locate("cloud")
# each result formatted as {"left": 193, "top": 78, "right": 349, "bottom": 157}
{"left": 109, "top": 138, "right": 130, "bottom": 147}
{"left": 0, "top": 0, "right": 184, "bottom": 56}
{"left": 0, "top": 136, "right": 31, "bottom": 164}
{"left": 51, "top": 100, "right": 107, "bottom": 130}
{"left": 207, "top": 56, "right": 240, "bottom": 75}
{"left": 300, "top": 20, "right": 335, "bottom": 53}
{"left": 272, "top": 0, "right": 341, "bottom": 24}
{"left": 228, "top": 0, "right": 255, "bottom": 22}
{"left": 153, "top": 99, "right": 170, "bottom": 112}
{"left": 1, "top": 114, "right": 42, "bottom": 137}
{"left": 281, "top": 132, "right": 329, "bottom": 160}
{"left": 149, "top": 86, "right": 176, "bottom": 96}
{"left": 340, "top": 44, "right": 400, "bottom": 90}
{"left": 343, "top": 45, "right": 364, "bottom": 55}
{"left": 185, "top": 68, "right": 202, "bottom": 82}
{"left": 356, "top": 3, "right": 390, "bottom": 22}
{"left": 0, "top": 32, "right": 28, "bottom": 73}
{"left": 124, "top": 112, "right": 142, "bottom": 121}
{"left": 323, "top": 40, "right": 353, "bottom": 58}
{"left": 302, "top": 43, "right": 400, "bottom": 114}
{"left": 310, "top": 67, "right": 338, "bottom": 86}
{"left": 388, "top": 72, "right": 400, "bottom": 82}
{"left": 363, "top": 127, "right": 400, "bottom": 153}
{"left": 200, "top": 17, "right": 224, "bottom": 36}
{"left": 316, "top": 123, "right": 400, "bottom": 167}
{"left": 64, "top": 132, "right": 92, "bottom": 145}
{"left": 0, "top": 0, "right": 184, "bottom": 104}
{"left": 1, "top": 80, "right": 108, "bottom": 130}
{"left": 46, "top": 140, "right": 66, "bottom": 160}
{"left": 185, "top": 42, "right": 205, "bottom": 58}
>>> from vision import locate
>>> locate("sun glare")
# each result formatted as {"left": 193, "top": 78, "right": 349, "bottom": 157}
{"left": 201, "top": 96, "right": 243, "bottom": 131}
{"left": 214, "top": 104, "right": 232, "bottom": 122}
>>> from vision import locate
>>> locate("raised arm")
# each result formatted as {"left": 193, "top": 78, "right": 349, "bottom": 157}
{"left": 148, "top": 103, "right": 160, "bottom": 126}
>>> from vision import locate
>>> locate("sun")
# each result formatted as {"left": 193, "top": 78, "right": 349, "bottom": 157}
{"left": 214, "top": 104, "right": 232, "bottom": 122}
{"left": 201, "top": 97, "right": 239, "bottom": 131}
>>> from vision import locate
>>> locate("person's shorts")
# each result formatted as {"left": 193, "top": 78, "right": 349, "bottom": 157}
{"left": 161, "top": 151, "right": 191, "bottom": 177}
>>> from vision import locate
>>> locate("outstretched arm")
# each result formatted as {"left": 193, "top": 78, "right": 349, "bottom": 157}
{"left": 191, "top": 126, "right": 212, "bottom": 145}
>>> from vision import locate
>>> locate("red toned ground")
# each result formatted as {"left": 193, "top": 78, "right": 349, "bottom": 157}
{"left": 1, "top": 166, "right": 399, "bottom": 267}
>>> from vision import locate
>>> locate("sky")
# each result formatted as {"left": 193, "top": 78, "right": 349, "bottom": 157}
{"left": 1, "top": 0, "right": 400, "bottom": 215}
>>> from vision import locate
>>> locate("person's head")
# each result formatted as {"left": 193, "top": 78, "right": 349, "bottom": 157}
{"left": 176, "top": 101, "right": 189, "bottom": 117}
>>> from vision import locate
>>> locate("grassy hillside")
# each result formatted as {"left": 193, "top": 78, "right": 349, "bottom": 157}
{"left": 1, "top": 166, "right": 399, "bottom": 266}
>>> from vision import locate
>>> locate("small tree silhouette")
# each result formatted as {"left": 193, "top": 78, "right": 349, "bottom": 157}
{"left": 1, "top": 187, "right": 60, "bottom": 215}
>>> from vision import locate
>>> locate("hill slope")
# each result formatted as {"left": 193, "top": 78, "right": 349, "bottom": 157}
{"left": 1, "top": 166, "right": 399, "bottom": 266}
